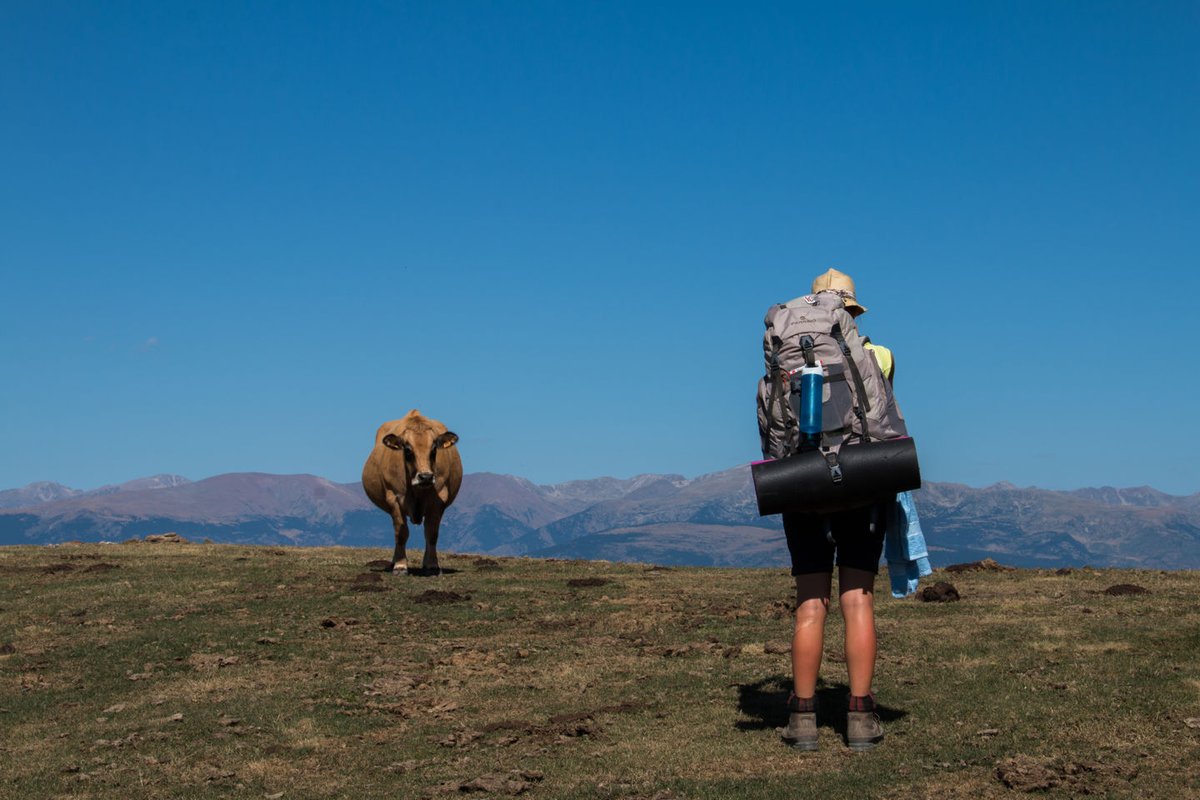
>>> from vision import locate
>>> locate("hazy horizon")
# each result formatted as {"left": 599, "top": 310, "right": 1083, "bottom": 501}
{"left": 5, "top": 465, "right": 1194, "bottom": 499}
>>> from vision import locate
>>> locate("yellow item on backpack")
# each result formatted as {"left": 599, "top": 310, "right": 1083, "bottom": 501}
{"left": 864, "top": 342, "right": 894, "bottom": 382}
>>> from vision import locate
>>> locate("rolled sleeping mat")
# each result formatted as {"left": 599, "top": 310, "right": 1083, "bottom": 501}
{"left": 751, "top": 437, "right": 921, "bottom": 516}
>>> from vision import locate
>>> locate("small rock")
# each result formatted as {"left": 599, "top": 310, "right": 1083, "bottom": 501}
{"left": 143, "top": 532, "right": 189, "bottom": 544}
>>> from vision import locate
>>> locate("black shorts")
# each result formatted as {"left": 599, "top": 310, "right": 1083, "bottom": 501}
{"left": 783, "top": 501, "right": 889, "bottom": 576}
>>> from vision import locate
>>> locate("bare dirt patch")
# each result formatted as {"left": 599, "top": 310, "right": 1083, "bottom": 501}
{"left": 766, "top": 599, "right": 793, "bottom": 619}
{"left": 919, "top": 581, "right": 961, "bottom": 602}
{"left": 567, "top": 577, "right": 611, "bottom": 588}
{"left": 187, "top": 653, "right": 240, "bottom": 671}
{"left": 434, "top": 769, "right": 543, "bottom": 795}
{"left": 413, "top": 590, "right": 471, "bottom": 605}
{"left": 995, "top": 755, "right": 1138, "bottom": 793}
{"left": 944, "top": 558, "right": 1015, "bottom": 573}
{"left": 351, "top": 573, "right": 388, "bottom": 592}
{"left": 1103, "top": 583, "right": 1150, "bottom": 596}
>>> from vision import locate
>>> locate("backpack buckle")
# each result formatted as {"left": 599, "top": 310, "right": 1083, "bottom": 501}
{"left": 824, "top": 452, "right": 844, "bottom": 484}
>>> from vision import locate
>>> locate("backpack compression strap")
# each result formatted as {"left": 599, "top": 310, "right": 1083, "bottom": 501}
{"left": 765, "top": 350, "right": 794, "bottom": 456}
{"left": 831, "top": 323, "right": 871, "bottom": 442}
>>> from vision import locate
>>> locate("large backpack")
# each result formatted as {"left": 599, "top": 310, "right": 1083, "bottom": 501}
{"left": 756, "top": 292, "right": 907, "bottom": 460}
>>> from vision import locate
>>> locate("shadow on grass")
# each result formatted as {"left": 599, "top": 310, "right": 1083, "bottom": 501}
{"left": 403, "top": 566, "right": 461, "bottom": 577}
{"left": 734, "top": 676, "right": 907, "bottom": 741}
{"left": 366, "top": 560, "right": 463, "bottom": 577}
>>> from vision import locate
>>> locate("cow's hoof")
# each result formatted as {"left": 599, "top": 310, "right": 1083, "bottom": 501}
{"left": 391, "top": 564, "right": 409, "bottom": 576}
{"left": 422, "top": 566, "right": 442, "bottom": 577}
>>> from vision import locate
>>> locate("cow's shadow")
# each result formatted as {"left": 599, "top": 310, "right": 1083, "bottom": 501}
{"left": 734, "top": 676, "right": 907, "bottom": 740}
{"left": 365, "top": 560, "right": 461, "bottom": 577}
{"left": 401, "top": 566, "right": 461, "bottom": 577}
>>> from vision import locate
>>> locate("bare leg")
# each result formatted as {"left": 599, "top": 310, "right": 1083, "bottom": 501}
{"left": 838, "top": 566, "right": 877, "bottom": 697}
{"left": 792, "top": 572, "right": 832, "bottom": 698}
{"left": 421, "top": 507, "right": 443, "bottom": 575}
{"left": 389, "top": 508, "right": 410, "bottom": 574}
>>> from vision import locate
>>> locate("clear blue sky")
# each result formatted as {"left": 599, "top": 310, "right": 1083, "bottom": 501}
{"left": 2, "top": 2, "right": 1197, "bottom": 494}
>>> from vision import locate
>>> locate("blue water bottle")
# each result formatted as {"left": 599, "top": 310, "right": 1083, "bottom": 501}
{"left": 799, "top": 361, "right": 823, "bottom": 448}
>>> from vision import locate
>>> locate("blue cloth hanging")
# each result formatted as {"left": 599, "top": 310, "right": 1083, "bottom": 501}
{"left": 884, "top": 490, "right": 933, "bottom": 598}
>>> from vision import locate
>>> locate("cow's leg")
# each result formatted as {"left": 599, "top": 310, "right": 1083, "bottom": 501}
{"left": 421, "top": 505, "right": 444, "bottom": 576}
{"left": 388, "top": 499, "right": 411, "bottom": 575}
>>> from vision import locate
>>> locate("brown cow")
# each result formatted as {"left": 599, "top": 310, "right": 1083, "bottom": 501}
{"left": 361, "top": 410, "right": 463, "bottom": 575}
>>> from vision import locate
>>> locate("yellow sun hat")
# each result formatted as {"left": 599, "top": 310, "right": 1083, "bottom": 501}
{"left": 811, "top": 268, "right": 867, "bottom": 315}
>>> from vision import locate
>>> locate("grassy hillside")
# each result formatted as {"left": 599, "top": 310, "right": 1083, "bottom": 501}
{"left": 1, "top": 542, "right": 1198, "bottom": 799}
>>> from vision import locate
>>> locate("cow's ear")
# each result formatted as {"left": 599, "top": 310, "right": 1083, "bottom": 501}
{"left": 382, "top": 434, "right": 403, "bottom": 450}
{"left": 438, "top": 431, "right": 459, "bottom": 449}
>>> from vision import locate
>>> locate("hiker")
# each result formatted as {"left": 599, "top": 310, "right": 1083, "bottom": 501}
{"left": 771, "top": 268, "right": 891, "bottom": 752}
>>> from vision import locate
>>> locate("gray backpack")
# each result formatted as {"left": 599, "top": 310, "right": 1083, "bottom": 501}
{"left": 756, "top": 292, "right": 908, "bottom": 460}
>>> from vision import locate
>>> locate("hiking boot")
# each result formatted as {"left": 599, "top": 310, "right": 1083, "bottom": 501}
{"left": 781, "top": 711, "right": 818, "bottom": 750}
{"left": 846, "top": 711, "right": 884, "bottom": 751}
{"left": 779, "top": 693, "right": 818, "bottom": 751}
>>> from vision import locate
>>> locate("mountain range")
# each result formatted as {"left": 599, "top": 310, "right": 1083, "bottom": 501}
{"left": 1, "top": 469, "right": 1198, "bottom": 569}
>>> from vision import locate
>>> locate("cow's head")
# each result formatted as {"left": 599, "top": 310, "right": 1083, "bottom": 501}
{"left": 382, "top": 428, "right": 459, "bottom": 488}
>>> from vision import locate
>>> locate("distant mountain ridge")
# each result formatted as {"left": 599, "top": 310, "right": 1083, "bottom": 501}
{"left": 0, "top": 474, "right": 191, "bottom": 509}
{"left": 1, "top": 470, "right": 1197, "bottom": 569}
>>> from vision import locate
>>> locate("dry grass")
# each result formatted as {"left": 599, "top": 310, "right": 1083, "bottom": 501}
{"left": 1, "top": 543, "right": 1198, "bottom": 798}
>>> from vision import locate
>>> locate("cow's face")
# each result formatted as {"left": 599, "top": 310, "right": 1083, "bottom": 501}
{"left": 382, "top": 428, "right": 458, "bottom": 488}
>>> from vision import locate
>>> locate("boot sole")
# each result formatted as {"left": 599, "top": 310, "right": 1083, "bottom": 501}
{"left": 848, "top": 739, "right": 883, "bottom": 751}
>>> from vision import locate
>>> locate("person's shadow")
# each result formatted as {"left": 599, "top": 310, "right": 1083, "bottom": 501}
{"left": 734, "top": 676, "right": 907, "bottom": 742}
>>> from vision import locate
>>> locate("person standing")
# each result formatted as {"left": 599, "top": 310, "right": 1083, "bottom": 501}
{"left": 778, "top": 268, "right": 888, "bottom": 752}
